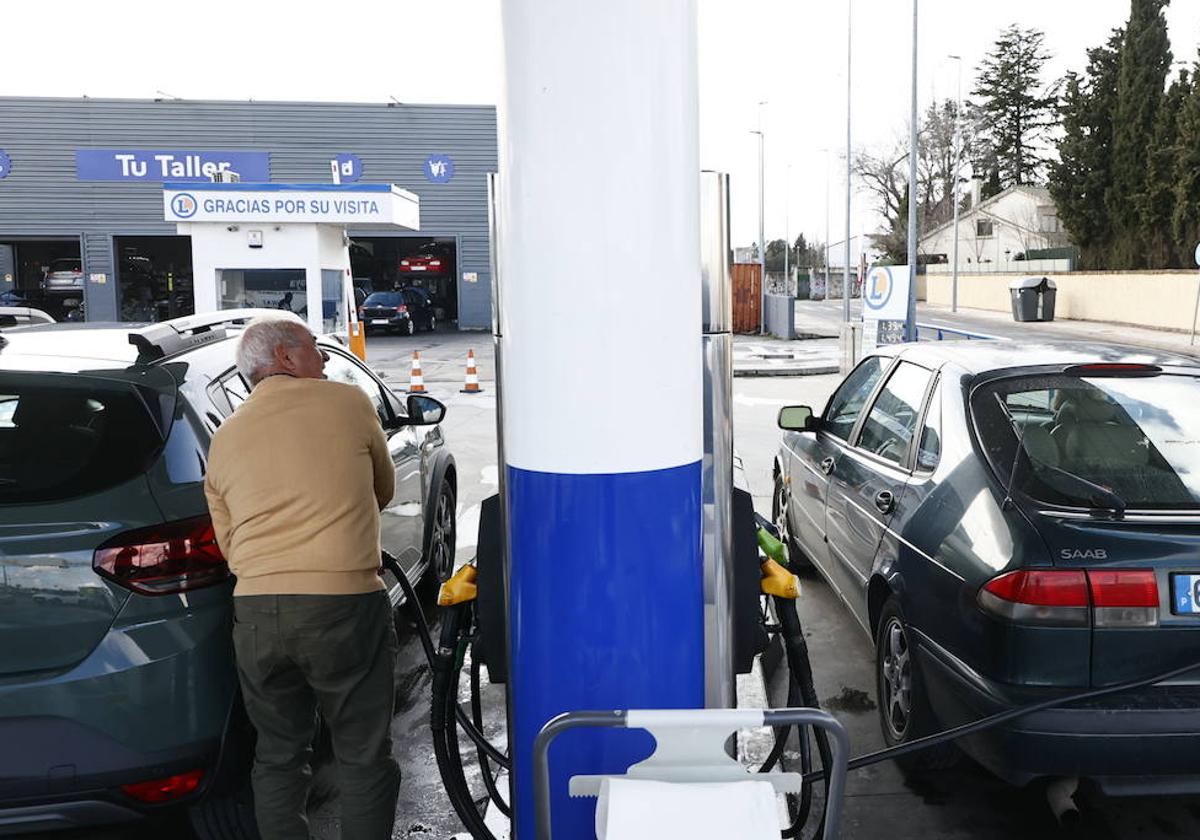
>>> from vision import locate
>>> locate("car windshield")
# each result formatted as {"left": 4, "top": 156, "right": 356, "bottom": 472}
{"left": 364, "top": 292, "right": 403, "bottom": 306}
{"left": 973, "top": 372, "right": 1200, "bottom": 510}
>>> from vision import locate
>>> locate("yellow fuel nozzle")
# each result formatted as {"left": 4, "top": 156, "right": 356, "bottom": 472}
{"left": 760, "top": 558, "right": 801, "bottom": 600}
{"left": 438, "top": 563, "right": 478, "bottom": 607}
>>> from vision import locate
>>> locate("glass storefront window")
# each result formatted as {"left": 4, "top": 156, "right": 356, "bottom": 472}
{"left": 218, "top": 269, "right": 306, "bottom": 314}
{"left": 321, "top": 269, "right": 347, "bottom": 336}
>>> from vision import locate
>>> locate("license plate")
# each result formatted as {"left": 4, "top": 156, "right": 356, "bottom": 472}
{"left": 1171, "top": 574, "right": 1200, "bottom": 614}
{"left": 371, "top": 319, "right": 389, "bottom": 325}
{"left": 409, "top": 265, "right": 426, "bottom": 271}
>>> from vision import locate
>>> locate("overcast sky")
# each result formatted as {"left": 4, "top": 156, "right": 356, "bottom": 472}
{"left": 5, "top": 1, "right": 1200, "bottom": 248}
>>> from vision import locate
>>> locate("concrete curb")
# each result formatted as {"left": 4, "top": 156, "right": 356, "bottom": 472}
{"left": 734, "top": 365, "right": 840, "bottom": 378}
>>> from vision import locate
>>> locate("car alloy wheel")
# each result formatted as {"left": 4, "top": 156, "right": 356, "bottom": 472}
{"left": 880, "top": 615, "right": 912, "bottom": 741}
{"left": 772, "top": 475, "right": 792, "bottom": 551}
{"left": 429, "top": 483, "right": 456, "bottom": 582}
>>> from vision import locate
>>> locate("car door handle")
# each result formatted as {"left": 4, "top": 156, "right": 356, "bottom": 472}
{"left": 819, "top": 457, "right": 836, "bottom": 476}
{"left": 874, "top": 490, "right": 895, "bottom": 515}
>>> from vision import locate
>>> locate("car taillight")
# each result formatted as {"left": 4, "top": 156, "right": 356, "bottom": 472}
{"left": 357, "top": 306, "right": 364, "bottom": 318}
{"left": 1089, "top": 569, "right": 1159, "bottom": 627}
{"left": 94, "top": 516, "right": 228, "bottom": 596}
{"left": 979, "top": 569, "right": 1089, "bottom": 626}
{"left": 395, "top": 305, "right": 408, "bottom": 313}
{"left": 121, "top": 769, "right": 204, "bottom": 804}
{"left": 980, "top": 568, "right": 1160, "bottom": 628}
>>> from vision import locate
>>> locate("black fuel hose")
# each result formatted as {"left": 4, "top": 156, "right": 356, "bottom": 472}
{"left": 431, "top": 607, "right": 497, "bottom": 840}
{"left": 472, "top": 654, "right": 512, "bottom": 818}
{"left": 805, "top": 653, "right": 1200, "bottom": 784}
{"left": 384, "top": 551, "right": 508, "bottom": 839}
{"left": 383, "top": 551, "right": 510, "bottom": 770}
{"left": 766, "top": 594, "right": 834, "bottom": 838}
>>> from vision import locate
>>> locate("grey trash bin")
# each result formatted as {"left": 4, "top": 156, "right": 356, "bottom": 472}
{"left": 1009, "top": 276, "right": 1057, "bottom": 322}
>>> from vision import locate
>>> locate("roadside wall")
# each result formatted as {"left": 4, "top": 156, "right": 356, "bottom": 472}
{"left": 925, "top": 271, "right": 1200, "bottom": 332}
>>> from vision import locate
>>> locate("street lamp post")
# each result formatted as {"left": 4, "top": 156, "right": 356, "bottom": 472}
{"left": 843, "top": 0, "right": 853, "bottom": 324}
{"left": 949, "top": 53, "right": 963, "bottom": 314}
{"left": 905, "top": 0, "right": 919, "bottom": 341}
{"left": 784, "top": 163, "right": 791, "bottom": 296}
{"left": 755, "top": 100, "right": 767, "bottom": 336}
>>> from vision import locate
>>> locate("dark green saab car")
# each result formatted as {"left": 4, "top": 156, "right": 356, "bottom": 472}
{"left": 774, "top": 342, "right": 1200, "bottom": 794}
{"left": 0, "top": 312, "right": 456, "bottom": 837}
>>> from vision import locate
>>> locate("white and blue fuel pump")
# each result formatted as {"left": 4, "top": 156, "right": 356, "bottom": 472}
{"left": 493, "top": 1, "right": 706, "bottom": 836}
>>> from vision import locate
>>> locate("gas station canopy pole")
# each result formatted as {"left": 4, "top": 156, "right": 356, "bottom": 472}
{"left": 497, "top": 0, "right": 705, "bottom": 836}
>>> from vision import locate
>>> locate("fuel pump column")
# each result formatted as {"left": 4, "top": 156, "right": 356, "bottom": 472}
{"left": 497, "top": 1, "right": 704, "bottom": 836}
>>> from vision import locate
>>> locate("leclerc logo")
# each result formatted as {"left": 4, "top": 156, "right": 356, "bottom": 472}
{"left": 865, "top": 267, "right": 894, "bottom": 311}
{"left": 425, "top": 154, "right": 455, "bottom": 184}
{"left": 171, "top": 193, "right": 198, "bottom": 218}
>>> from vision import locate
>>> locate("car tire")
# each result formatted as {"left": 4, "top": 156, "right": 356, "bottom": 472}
{"left": 403, "top": 318, "right": 415, "bottom": 337}
{"left": 772, "top": 471, "right": 812, "bottom": 570}
{"left": 189, "top": 783, "right": 259, "bottom": 840}
{"left": 188, "top": 722, "right": 259, "bottom": 840}
{"left": 427, "top": 480, "right": 456, "bottom": 583}
{"left": 875, "top": 597, "right": 960, "bottom": 771}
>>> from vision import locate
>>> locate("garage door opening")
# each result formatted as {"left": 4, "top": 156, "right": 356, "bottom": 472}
{"left": 0, "top": 238, "right": 83, "bottom": 321}
{"left": 349, "top": 236, "right": 458, "bottom": 325}
{"left": 115, "top": 236, "right": 194, "bottom": 323}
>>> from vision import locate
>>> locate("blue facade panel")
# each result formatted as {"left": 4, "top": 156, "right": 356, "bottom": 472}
{"left": 0, "top": 98, "right": 497, "bottom": 329}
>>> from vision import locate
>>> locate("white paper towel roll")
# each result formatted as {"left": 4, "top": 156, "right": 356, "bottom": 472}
{"left": 596, "top": 778, "right": 780, "bottom": 840}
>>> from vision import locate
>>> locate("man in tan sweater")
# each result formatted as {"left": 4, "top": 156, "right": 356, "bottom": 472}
{"left": 204, "top": 315, "right": 399, "bottom": 840}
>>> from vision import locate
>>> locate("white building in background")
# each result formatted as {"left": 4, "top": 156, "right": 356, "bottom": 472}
{"left": 920, "top": 185, "right": 1072, "bottom": 273}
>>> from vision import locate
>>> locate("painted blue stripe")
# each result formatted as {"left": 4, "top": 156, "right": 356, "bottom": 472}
{"left": 162, "top": 182, "right": 395, "bottom": 192}
{"left": 507, "top": 461, "right": 704, "bottom": 839}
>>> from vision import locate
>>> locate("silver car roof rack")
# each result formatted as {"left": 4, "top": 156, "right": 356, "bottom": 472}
{"left": 129, "top": 308, "right": 281, "bottom": 364}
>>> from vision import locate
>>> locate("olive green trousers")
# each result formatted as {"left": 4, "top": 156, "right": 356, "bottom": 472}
{"left": 233, "top": 591, "right": 400, "bottom": 840}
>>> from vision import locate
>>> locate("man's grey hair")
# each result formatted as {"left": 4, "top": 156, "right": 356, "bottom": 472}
{"left": 236, "top": 313, "right": 310, "bottom": 385}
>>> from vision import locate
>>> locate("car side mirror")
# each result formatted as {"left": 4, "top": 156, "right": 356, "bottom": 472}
{"left": 778, "top": 405, "right": 817, "bottom": 433}
{"left": 406, "top": 394, "right": 446, "bottom": 426}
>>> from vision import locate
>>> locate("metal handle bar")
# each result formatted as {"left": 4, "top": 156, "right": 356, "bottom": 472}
{"left": 533, "top": 707, "right": 850, "bottom": 840}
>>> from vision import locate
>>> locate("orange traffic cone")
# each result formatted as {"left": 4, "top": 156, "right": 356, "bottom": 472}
{"left": 408, "top": 351, "right": 426, "bottom": 393}
{"left": 460, "top": 349, "right": 484, "bottom": 394}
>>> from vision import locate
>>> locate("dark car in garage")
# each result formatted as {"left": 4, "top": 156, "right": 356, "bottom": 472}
{"left": 773, "top": 343, "right": 1200, "bottom": 793}
{"left": 359, "top": 288, "right": 438, "bottom": 335}
{"left": 0, "top": 311, "right": 457, "bottom": 838}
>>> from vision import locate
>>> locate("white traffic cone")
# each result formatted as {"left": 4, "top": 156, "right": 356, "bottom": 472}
{"left": 460, "top": 349, "right": 483, "bottom": 394}
{"left": 408, "top": 351, "right": 426, "bottom": 393}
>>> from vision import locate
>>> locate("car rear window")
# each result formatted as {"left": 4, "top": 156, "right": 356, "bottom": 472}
{"left": 973, "top": 372, "right": 1200, "bottom": 510}
{"left": 364, "top": 292, "right": 403, "bottom": 306}
{"left": 0, "top": 380, "right": 164, "bottom": 504}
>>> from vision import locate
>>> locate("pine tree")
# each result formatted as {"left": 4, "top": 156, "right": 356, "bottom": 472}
{"left": 972, "top": 25, "right": 1059, "bottom": 187}
{"left": 1110, "top": 0, "right": 1172, "bottom": 268}
{"left": 1174, "top": 61, "right": 1200, "bottom": 263}
{"left": 1049, "top": 30, "right": 1123, "bottom": 269}
{"left": 1142, "top": 71, "right": 1188, "bottom": 267}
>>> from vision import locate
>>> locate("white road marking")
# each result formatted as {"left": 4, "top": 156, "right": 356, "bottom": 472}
{"left": 456, "top": 502, "right": 482, "bottom": 554}
{"left": 734, "top": 395, "right": 794, "bottom": 407}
